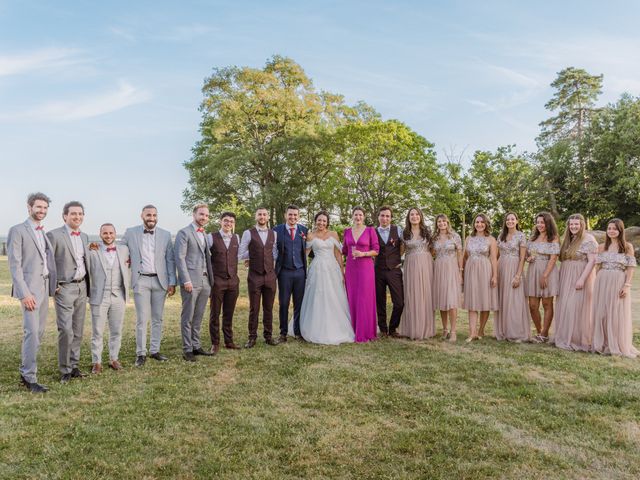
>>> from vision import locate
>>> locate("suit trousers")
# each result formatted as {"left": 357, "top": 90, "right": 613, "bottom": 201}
{"left": 375, "top": 268, "right": 405, "bottom": 334}
{"left": 209, "top": 276, "right": 239, "bottom": 346}
{"left": 55, "top": 281, "right": 88, "bottom": 375}
{"left": 247, "top": 272, "right": 276, "bottom": 341}
{"left": 180, "top": 276, "right": 211, "bottom": 353}
{"left": 277, "top": 268, "right": 306, "bottom": 336}
{"left": 20, "top": 278, "right": 49, "bottom": 383}
{"left": 133, "top": 275, "right": 167, "bottom": 356}
{"left": 90, "top": 291, "right": 126, "bottom": 363}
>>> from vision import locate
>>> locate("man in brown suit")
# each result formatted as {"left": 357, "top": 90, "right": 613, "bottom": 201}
{"left": 374, "top": 206, "right": 404, "bottom": 337}
{"left": 238, "top": 207, "right": 280, "bottom": 348}
{"left": 208, "top": 212, "right": 241, "bottom": 353}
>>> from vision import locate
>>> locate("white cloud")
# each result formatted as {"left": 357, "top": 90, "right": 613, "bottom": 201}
{"left": 1, "top": 81, "right": 152, "bottom": 122}
{"left": 0, "top": 47, "right": 84, "bottom": 77}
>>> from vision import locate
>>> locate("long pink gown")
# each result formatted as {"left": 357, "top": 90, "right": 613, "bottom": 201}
{"left": 342, "top": 227, "right": 380, "bottom": 343}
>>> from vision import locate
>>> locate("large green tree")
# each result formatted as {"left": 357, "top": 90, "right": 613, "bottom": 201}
{"left": 536, "top": 67, "right": 603, "bottom": 222}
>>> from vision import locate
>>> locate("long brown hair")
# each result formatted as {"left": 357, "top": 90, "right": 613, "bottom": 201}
{"left": 471, "top": 213, "right": 491, "bottom": 237}
{"left": 530, "top": 212, "right": 558, "bottom": 242}
{"left": 604, "top": 218, "right": 627, "bottom": 254}
{"left": 560, "top": 213, "right": 586, "bottom": 260}
{"left": 433, "top": 213, "right": 454, "bottom": 242}
{"left": 403, "top": 207, "right": 431, "bottom": 242}
{"left": 498, "top": 212, "right": 521, "bottom": 242}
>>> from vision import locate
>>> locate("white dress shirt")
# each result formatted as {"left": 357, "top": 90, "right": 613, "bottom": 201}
{"left": 377, "top": 225, "right": 403, "bottom": 244}
{"left": 192, "top": 223, "right": 206, "bottom": 249}
{"left": 103, "top": 244, "right": 117, "bottom": 268}
{"left": 238, "top": 226, "right": 278, "bottom": 261}
{"left": 217, "top": 230, "right": 239, "bottom": 249}
{"left": 28, "top": 219, "right": 49, "bottom": 277}
{"left": 141, "top": 227, "right": 157, "bottom": 274}
{"left": 65, "top": 224, "right": 86, "bottom": 280}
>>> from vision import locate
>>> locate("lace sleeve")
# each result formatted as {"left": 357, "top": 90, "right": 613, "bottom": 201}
{"left": 550, "top": 242, "right": 560, "bottom": 255}
{"left": 453, "top": 232, "right": 462, "bottom": 251}
{"left": 626, "top": 255, "right": 637, "bottom": 268}
{"left": 517, "top": 231, "right": 527, "bottom": 248}
{"left": 579, "top": 238, "right": 598, "bottom": 255}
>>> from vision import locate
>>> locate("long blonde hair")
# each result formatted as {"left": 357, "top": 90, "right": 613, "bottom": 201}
{"left": 560, "top": 213, "right": 586, "bottom": 261}
{"left": 433, "top": 213, "right": 454, "bottom": 242}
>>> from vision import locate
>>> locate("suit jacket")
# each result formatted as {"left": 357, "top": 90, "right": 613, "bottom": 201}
{"left": 273, "top": 223, "right": 308, "bottom": 276}
{"left": 7, "top": 219, "right": 57, "bottom": 301}
{"left": 88, "top": 245, "right": 131, "bottom": 305}
{"left": 174, "top": 225, "right": 213, "bottom": 288}
{"left": 47, "top": 226, "right": 90, "bottom": 288}
{"left": 121, "top": 225, "right": 176, "bottom": 290}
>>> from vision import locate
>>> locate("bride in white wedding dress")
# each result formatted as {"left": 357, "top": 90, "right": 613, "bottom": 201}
{"left": 293, "top": 211, "right": 355, "bottom": 345}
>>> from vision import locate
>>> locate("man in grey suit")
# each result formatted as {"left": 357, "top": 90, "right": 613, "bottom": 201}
{"left": 88, "top": 223, "right": 130, "bottom": 374}
{"left": 121, "top": 205, "right": 176, "bottom": 367}
{"left": 175, "top": 204, "right": 214, "bottom": 361}
{"left": 8, "top": 192, "right": 57, "bottom": 393}
{"left": 47, "top": 201, "right": 90, "bottom": 384}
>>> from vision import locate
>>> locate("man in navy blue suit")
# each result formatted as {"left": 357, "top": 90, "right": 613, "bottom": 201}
{"left": 274, "top": 204, "right": 308, "bottom": 342}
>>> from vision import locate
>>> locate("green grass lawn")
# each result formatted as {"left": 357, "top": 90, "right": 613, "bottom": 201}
{"left": 0, "top": 255, "right": 639, "bottom": 479}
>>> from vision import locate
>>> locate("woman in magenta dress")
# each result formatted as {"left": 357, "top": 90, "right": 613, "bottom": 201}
{"left": 342, "top": 206, "right": 380, "bottom": 343}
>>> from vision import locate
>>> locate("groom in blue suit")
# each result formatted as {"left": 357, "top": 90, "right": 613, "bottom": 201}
{"left": 274, "top": 204, "right": 308, "bottom": 342}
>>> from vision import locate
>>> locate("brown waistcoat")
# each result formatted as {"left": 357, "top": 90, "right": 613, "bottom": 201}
{"left": 375, "top": 225, "right": 402, "bottom": 270}
{"left": 248, "top": 228, "right": 275, "bottom": 275}
{"left": 210, "top": 232, "right": 239, "bottom": 279}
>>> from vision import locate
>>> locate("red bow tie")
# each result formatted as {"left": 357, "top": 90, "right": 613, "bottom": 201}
{"left": 197, "top": 227, "right": 204, "bottom": 233}
{"left": 35, "top": 225, "right": 44, "bottom": 231}
{"left": 106, "top": 247, "right": 116, "bottom": 252}
{"left": 70, "top": 231, "right": 81, "bottom": 236}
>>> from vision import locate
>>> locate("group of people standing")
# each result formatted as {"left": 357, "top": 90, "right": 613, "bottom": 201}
{"left": 6, "top": 193, "right": 638, "bottom": 394}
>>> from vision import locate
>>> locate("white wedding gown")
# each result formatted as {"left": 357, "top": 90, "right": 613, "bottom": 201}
{"left": 289, "top": 237, "right": 355, "bottom": 345}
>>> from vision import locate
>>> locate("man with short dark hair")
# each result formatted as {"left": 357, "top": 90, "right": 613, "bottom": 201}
{"left": 374, "top": 206, "right": 404, "bottom": 337}
{"left": 175, "top": 204, "right": 214, "bottom": 361}
{"left": 239, "top": 207, "right": 280, "bottom": 348}
{"left": 208, "top": 211, "right": 241, "bottom": 353}
{"left": 273, "top": 204, "right": 308, "bottom": 341}
{"left": 8, "top": 192, "right": 57, "bottom": 393}
{"left": 121, "top": 205, "right": 176, "bottom": 367}
{"left": 47, "top": 201, "right": 90, "bottom": 383}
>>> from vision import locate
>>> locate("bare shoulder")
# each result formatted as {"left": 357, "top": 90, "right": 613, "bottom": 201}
{"left": 329, "top": 231, "right": 340, "bottom": 240}
{"left": 306, "top": 231, "right": 315, "bottom": 240}
{"left": 625, "top": 242, "right": 635, "bottom": 255}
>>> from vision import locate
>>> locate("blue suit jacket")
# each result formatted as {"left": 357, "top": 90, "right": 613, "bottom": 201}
{"left": 273, "top": 223, "right": 308, "bottom": 276}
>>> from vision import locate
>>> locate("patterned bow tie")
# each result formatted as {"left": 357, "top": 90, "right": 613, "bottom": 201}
{"left": 143, "top": 229, "right": 154, "bottom": 234}
{"left": 35, "top": 225, "right": 44, "bottom": 231}
{"left": 70, "top": 231, "right": 81, "bottom": 236}
{"left": 106, "top": 247, "right": 116, "bottom": 252}
{"left": 197, "top": 227, "right": 204, "bottom": 233}
{"left": 222, "top": 233, "right": 232, "bottom": 239}
{"left": 380, "top": 227, "right": 390, "bottom": 232}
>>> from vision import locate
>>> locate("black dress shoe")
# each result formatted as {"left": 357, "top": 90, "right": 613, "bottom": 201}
{"left": 149, "top": 352, "right": 168, "bottom": 362}
{"left": 60, "top": 373, "right": 72, "bottom": 384}
{"left": 244, "top": 339, "right": 256, "bottom": 349}
{"left": 265, "top": 337, "right": 280, "bottom": 346}
{"left": 71, "top": 367, "right": 87, "bottom": 378}
{"left": 193, "top": 347, "right": 213, "bottom": 356}
{"left": 183, "top": 352, "right": 196, "bottom": 362}
{"left": 278, "top": 334, "right": 287, "bottom": 343}
{"left": 134, "top": 355, "right": 146, "bottom": 367}
{"left": 224, "top": 343, "right": 241, "bottom": 350}
{"left": 21, "top": 376, "right": 49, "bottom": 393}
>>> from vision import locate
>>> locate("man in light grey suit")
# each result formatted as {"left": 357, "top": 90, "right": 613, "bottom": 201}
{"left": 47, "top": 201, "right": 90, "bottom": 384}
{"left": 88, "top": 223, "right": 130, "bottom": 374}
{"left": 8, "top": 192, "right": 57, "bottom": 393}
{"left": 175, "top": 204, "right": 214, "bottom": 361}
{"left": 121, "top": 205, "right": 176, "bottom": 367}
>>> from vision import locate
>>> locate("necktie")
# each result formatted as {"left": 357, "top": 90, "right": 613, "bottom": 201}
{"left": 106, "top": 247, "right": 116, "bottom": 252}
{"left": 290, "top": 227, "right": 295, "bottom": 240}
{"left": 144, "top": 229, "right": 154, "bottom": 234}
{"left": 70, "top": 231, "right": 81, "bottom": 236}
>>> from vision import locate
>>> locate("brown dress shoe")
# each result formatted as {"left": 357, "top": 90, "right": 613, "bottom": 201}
{"left": 265, "top": 337, "right": 280, "bottom": 346}
{"left": 109, "top": 360, "right": 123, "bottom": 371}
{"left": 91, "top": 364, "right": 102, "bottom": 374}
{"left": 278, "top": 334, "right": 287, "bottom": 343}
{"left": 244, "top": 339, "right": 256, "bottom": 349}
{"left": 210, "top": 344, "right": 220, "bottom": 355}
{"left": 224, "top": 343, "right": 241, "bottom": 350}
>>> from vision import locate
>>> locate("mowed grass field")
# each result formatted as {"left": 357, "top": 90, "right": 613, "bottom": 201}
{"left": 0, "top": 255, "right": 639, "bottom": 480}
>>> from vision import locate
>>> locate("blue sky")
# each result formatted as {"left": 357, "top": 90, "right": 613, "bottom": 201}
{"left": 1, "top": 0, "right": 639, "bottom": 234}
